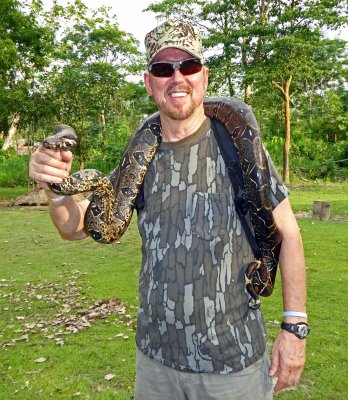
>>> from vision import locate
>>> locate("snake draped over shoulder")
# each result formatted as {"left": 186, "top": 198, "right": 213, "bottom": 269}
{"left": 43, "top": 98, "right": 282, "bottom": 309}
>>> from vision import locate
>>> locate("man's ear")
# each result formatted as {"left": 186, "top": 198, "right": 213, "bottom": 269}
{"left": 204, "top": 67, "right": 209, "bottom": 92}
{"left": 144, "top": 72, "right": 153, "bottom": 97}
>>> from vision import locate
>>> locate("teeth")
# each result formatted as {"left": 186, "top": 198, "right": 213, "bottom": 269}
{"left": 171, "top": 92, "right": 187, "bottom": 98}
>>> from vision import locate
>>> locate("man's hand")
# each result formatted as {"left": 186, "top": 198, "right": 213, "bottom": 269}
{"left": 29, "top": 145, "right": 72, "bottom": 189}
{"left": 269, "top": 329, "right": 306, "bottom": 393}
{"left": 29, "top": 144, "right": 89, "bottom": 240}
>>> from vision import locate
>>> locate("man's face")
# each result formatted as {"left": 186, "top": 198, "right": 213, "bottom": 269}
{"left": 144, "top": 48, "right": 209, "bottom": 121}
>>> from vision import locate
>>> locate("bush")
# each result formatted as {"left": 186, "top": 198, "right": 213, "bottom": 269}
{"left": 0, "top": 147, "right": 17, "bottom": 159}
{"left": 84, "top": 121, "right": 132, "bottom": 174}
{"left": 0, "top": 154, "right": 29, "bottom": 186}
{"left": 264, "top": 135, "right": 348, "bottom": 181}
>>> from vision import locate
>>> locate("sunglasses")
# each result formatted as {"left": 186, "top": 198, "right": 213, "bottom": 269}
{"left": 148, "top": 58, "right": 203, "bottom": 78}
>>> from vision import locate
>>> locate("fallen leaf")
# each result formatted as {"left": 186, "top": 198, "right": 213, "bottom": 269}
{"left": 14, "top": 334, "right": 29, "bottom": 342}
{"left": 104, "top": 374, "right": 116, "bottom": 381}
{"left": 55, "top": 338, "right": 64, "bottom": 346}
{"left": 24, "top": 323, "right": 36, "bottom": 329}
{"left": 35, "top": 357, "right": 47, "bottom": 363}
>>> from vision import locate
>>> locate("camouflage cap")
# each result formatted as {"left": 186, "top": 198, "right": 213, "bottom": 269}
{"left": 145, "top": 19, "right": 204, "bottom": 64}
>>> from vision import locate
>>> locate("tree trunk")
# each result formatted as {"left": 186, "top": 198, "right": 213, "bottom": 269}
{"left": 307, "top": 87, "right": 313, "bottom": 127}
{"left": 2, "top": 112, "right": 20, "bottom": 150}
{"left": 227, "top": 74, "right": 234, "bottom": 97}
{"left": 101, "top": 108, "right": 106, "bottom": 134}
{"left": 273, "top": 77, "right": 292, "bottom": 184}
{"left": 308, "top": 94, "right": 313, "bottom": 127}
{"left": 283, "top": 86, "right": 291, "bottom": 184}
{"left": 244, "top": 84, "right": 252, "bottom": 104}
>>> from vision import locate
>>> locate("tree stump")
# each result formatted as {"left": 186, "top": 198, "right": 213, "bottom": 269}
{"left": 312, "top": 201, "right": 331, "bottom": 221}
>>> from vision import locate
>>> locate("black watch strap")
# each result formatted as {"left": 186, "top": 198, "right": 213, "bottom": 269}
{"left": 281, "top": 322, "right": 310, "bottom": 339}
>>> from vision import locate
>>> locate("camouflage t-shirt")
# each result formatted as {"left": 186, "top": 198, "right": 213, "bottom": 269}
{"left": 136, "top": 117, "right": 288, "bottom": 374}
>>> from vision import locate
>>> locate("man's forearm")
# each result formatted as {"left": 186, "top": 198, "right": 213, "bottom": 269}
{"left": 273, "top": 199, "right": 307, "bottom": 323}
{"left": 270, "top": 199, "right": 307, "bottom": 392}
{"left": 279, "top": 227, "right": 307, "bottom": 323}
{"left": 48, "top": 195, "right": 90, "bottom": 241}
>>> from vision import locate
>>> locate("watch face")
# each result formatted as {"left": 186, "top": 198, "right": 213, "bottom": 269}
{"left": 297, "top": 324, "right": 309, "bottom": 338}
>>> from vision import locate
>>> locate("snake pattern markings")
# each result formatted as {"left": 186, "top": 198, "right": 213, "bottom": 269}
{"left": 43, "top": 98, "right": 282, "bottom": 308}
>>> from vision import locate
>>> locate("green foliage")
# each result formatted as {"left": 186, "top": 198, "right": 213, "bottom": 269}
{"left": 0, "top": 154, "right": 28, "bottom": 186}
{"left": 85, "top": 121, "right": 133, "bottom": 174}
{"left": 0, "top": 0, "right": 54, "bottom": 131}
{"left": 0, "top": 147, "right": 17, "bottom": 159}
{"left": 264, "top": 135, "right": 348, "bottom": 181}
{"left": 310, "top": 91, "right": 348, "bottom": 142}
{"left": 147, "top": 0, "right": 348, "bottom": 182}
{"left": 0, "top": 0, "right": 152, "bottom": 167}
{"left": 0, "top": 0, "right": 347, "bottom": 184}
{"left": 42, "top": 3, "right": 149, "bottom": 165}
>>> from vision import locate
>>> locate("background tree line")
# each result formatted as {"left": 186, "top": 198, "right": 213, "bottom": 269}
{"left": 0, "top": 0, "right": 347, "bottom": 185}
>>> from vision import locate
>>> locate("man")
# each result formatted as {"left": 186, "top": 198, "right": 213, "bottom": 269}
{"left": 29, "top": 20, "right": 308, "bottom": 400}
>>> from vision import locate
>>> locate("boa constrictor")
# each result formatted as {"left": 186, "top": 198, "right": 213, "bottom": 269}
{"left": 43, "top": 97, "right": 282, "bottom": 309}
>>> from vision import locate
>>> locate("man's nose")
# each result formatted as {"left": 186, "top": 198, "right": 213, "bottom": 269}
{"left": 171, "top": 67, "right": 185, "bottom": 81}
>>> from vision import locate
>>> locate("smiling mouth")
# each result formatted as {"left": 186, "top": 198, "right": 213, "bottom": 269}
{"left": 170, "top": 92, "right": 188, "bottom": 98}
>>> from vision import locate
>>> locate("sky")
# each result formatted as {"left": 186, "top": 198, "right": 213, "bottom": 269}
{"left": 46, "top": 0, "right": 158, "bottom": 50}
{"left": 45, "top": 1, "right": 347, "bottom": 47}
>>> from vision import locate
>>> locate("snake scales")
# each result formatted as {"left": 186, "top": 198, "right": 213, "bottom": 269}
{"left": 43, "top": 98, "right": 282, "bottom": 309}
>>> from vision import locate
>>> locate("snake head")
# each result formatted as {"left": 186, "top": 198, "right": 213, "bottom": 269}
{"left": 42, "top": 124, "right": 78, "bottom": 151}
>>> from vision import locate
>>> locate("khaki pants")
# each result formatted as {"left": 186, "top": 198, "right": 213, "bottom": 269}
{"left": 135, "top": 348, "right": 273, "bottom": 400}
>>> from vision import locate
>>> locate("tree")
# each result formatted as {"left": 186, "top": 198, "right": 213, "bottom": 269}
{"left": 43, "top": 1, "right": 145, "bottom": 168}
{"left": 147, "top": 0, "right": 347, "bottom": 182}
{"left": 258, "top": 1, "right": 347, "bottom": 182}
{"left": 0, "top": 0, "right": 54, "bottom": 149}
{"left": 299, "top": 38, "right": 347, "bottom": 128}
{"left": 311, "top": 90, "right": 348, "bottom": 143}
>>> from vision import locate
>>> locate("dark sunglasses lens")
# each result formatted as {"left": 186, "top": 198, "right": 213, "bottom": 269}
{"left": 180, "top": 60, "right": 202, "bottom": 75}
{"left": 150, "top": 59, "right": 202, "bottom": 77}
{"left": 150, "top": 63, "right": 173, "bottom": 77}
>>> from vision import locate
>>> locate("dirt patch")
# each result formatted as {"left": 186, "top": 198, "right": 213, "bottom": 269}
{"left": 13, "top": 188, "right": 49, "bottom": 206}
{"left": 2, "top": 188, "right": 86, "bottom": 207}
{"left": 294, "top": 211, "right": 347, "bottom": 222}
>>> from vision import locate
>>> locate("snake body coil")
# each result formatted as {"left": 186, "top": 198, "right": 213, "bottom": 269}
{"left": 43, "top": 98, "right": 282, "bottom": 308}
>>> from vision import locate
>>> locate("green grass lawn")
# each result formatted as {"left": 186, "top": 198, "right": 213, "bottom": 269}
{"left": 0, "top": 185, "right": 29, "bottom": 203}
{"left": 0, "top": 182, "right": 347, "bottom": 399}
{"left": 263, "top": 218, "right": 348, "bottom": 399}
{"left": 0, "top": 208, "right": 140, "bottom": 399}
{"left": 288, "top": 181, "right": 348, "bottom": 217}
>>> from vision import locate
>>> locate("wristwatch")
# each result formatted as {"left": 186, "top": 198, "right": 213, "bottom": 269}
{"left": 281, "top": 322, "right": 310, "bottom": 339}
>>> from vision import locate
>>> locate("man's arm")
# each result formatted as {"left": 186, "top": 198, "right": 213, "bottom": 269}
{"left": 47, "top": 196, "right": 90, "bottom": 240}
{"left": 269, "top": 197, "right": 307, "bottom": 393}
{"left": 29, "top": 145, "right": 89, "bottom": 240}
